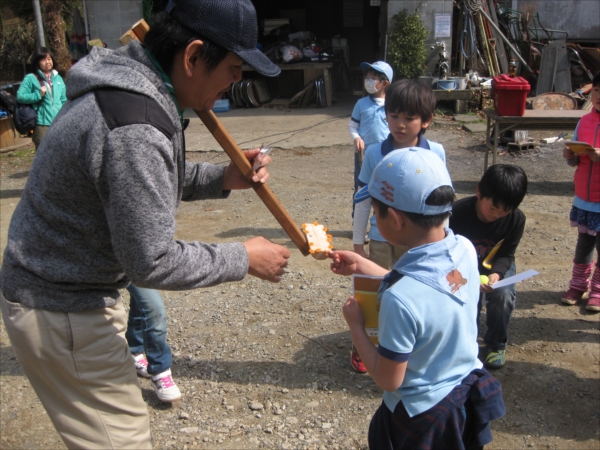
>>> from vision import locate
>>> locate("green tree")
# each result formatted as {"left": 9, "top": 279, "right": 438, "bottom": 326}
{"left": 41, "top": 0, "right": 72, "bottom": 76}
{"left": 386, "top": 5, "right": 429, "bottom": 79}
{"left": 1, "top": 0, "right": 82, "bottom": 77}
{"left": 0, "top": 21, "right": 37, "bottom": 80}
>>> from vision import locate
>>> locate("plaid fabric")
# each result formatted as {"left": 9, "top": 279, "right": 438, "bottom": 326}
{"left": 368, "top": 369, "right": 505, "bottom": 450}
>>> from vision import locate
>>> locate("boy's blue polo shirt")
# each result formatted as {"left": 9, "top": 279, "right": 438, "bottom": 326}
{"left": 357, "top": 134, "right": 446, "bottom": 242}
{"left": 350, "top": 95, "right": 389, "bottom": 148}
{"left": 378, "top": 230, "right": 482, "bottom": 417}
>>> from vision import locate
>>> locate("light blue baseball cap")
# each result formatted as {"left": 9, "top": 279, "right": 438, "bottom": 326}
{"left": 360, "top": 61, "right": 394, "bottom": 82}
{"left": 354, "top": 148, "right": 453, "bottom": 215}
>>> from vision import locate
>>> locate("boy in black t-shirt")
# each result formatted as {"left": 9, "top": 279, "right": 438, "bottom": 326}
{"left": 449, "top": 164, "right": 528, "bottom": 369}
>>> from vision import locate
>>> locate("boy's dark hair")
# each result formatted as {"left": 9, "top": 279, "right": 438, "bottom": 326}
{"left": 372, "top": 185, "right": 454, "bottom": 229}
{"left": 385, "top": 79, "right": 436, "bottom": 132}
{"left": 30, "top": 47, "right": 56, "bottom": 75}
{"left": 365, "top": 68, "right": 389, "bottom": 82}
{"left": 593, "top": 70, "right": 600, "bottom": 87}
{"left": 478, "top": 164, "right": 528, "bottom": 211}
{"left": 144, "top": 12, "right": 229, "bottom": 76}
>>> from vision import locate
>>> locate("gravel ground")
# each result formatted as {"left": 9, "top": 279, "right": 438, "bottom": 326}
{"left": 1, "top": 116, "right": 599, "bottom": 449}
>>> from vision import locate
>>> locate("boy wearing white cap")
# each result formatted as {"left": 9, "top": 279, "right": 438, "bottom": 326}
{"left": 329, "top": 148, "right": 504, "bottom": 449}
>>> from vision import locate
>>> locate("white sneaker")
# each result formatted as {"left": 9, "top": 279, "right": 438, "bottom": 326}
{"left": 151, "top": 369, "right": 181, "bottom": 402}
{"left": 132, "top": 353, "right": 151, "bottom": 378}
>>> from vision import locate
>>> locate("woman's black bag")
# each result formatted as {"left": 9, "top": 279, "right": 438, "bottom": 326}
{"left": 13, "top": 102, "right": 39, "bottom": 134}
{"left": 13, "top": 77, "right": 45, "bottom": 134}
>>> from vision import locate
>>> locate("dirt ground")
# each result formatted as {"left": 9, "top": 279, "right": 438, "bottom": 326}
{"left": 0, "top": 115, "right": 599, "bottom": 449}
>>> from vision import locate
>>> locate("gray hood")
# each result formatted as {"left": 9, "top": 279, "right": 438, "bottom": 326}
{"left": 68, "top": 42, "right": 180, "bottom": 127}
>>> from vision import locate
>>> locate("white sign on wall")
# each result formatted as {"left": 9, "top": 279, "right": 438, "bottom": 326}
{"left": 434, "top": 13, "right": 452, "bottom": 38}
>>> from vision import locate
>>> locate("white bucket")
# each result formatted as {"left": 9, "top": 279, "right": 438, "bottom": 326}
{"left": 448, "top": 77, "right": 468, "bottom": 90}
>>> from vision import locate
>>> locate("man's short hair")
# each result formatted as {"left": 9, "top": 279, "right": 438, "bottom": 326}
{"left": 593, "top": 70, "right": 600, "bottom": 87}
{"left": 372, "top": 185, "right": 454, "bottom": 229}
{"left": 478, "top": 164, "right": 528, "bottom": 211}
{"left": 143, "top": 12, "right": 229, "bottom": 75}
{"left": 385, "top": 79, "right": 437, "bottom": 126}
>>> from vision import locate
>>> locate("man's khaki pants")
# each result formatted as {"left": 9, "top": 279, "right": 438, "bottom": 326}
{"left": 1, "top": 293, "right": 152, "bottom": 449}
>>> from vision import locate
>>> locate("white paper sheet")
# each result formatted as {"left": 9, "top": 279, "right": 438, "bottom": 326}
{"left": 491, "top": 269, "right": 539, "bottom": 289}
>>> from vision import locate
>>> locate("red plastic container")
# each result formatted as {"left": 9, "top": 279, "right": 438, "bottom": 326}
{"left": 492, "top": 75, "right": 530, "bottom": 116}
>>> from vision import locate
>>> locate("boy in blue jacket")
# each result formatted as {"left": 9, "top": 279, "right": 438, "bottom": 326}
{"left": 330, "top": 149, "right": 504, "bottom": 449}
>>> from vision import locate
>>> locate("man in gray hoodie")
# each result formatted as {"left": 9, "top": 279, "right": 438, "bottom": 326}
{"left": 0, "top": 1, "right": 289, "bottom": 448}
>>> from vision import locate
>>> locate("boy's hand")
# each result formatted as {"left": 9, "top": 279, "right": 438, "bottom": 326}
{"left": 342, "top": 295, "right": 365, "bottom": 329}
{"left": 480, "top": 272, "right": 501, "bottom": 293}
{"left": 222, "top": 149, "right": 271, "bottom": 190}
{"left": 329, "top": 250, "right": 388, "bottom": 277}
{"left": 354, "top": 137, "right": 365, "bottom": 153}
{"left": 586, "top": 147, "right": 600, "bottom": 162}
{"left": 243, "top": 237, "right": 290, "bottom": 282}
{"left": 562, "top": 146, "right": 575, "bottom": 160}
{"left": 328, "top": 250, "right": 363, "bottom": 276}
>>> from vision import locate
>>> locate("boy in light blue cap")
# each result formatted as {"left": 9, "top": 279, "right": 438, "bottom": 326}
{"left": 329, "top": 148, "right": 505, "bottom": 449}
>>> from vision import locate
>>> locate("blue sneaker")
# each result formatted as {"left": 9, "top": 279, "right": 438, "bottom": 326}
{"left": 484, "top": 349, "right": 505, "bottom": 369}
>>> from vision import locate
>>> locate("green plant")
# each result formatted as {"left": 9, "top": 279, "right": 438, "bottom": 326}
{"left": 0, "top": 22, "right": 37, "bottom": 80}
{"left": 386, "top": 3, "right": 428, "bottom": 79}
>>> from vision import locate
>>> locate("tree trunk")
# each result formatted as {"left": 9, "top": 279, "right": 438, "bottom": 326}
{"left": 41, "top": 0, "right": 71, "bottom": 77}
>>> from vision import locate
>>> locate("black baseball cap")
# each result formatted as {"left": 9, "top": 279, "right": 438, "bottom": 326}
{"left": 166, "top": 0, "right": 280, "bottom": 77}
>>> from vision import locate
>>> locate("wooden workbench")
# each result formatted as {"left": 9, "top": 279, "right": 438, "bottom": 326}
{"left": 243, "top": 62, "right": 334, "bottom": 107}
{"left": 483, "top": 109, "right": 586, "bottom": 170}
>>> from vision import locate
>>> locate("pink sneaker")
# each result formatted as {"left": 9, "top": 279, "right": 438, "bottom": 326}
{"left": 560, "top": 288, "right": 586, "bottom": 305}
{"left": 586, "top": 295, "right": 600, "bottom": 312}
{"left": 132, "top": 354, "right": 151, "bottom": 378}
{"left": 151, "top": 369, "right": 181, "bottom": 402}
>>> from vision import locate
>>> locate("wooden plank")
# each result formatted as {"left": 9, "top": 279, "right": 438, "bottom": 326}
{"left": 536, "top": 40, "right": 572, "bottom": 95}
{"left": 487, "top": 0, "right": 509, "bottom": 74}
{"left": 553, "top": 41, "right": 572, "bottom": 93}
{"left": 536, "top": 44, "right": 557, "bottom": 96}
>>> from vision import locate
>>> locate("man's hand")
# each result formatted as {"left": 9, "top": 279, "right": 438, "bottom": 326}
{"left": 40, "top": 85, "right": 47, "bottom": 97}
{"left": 354, "top": 137, "right": 365, "bottom": 153}
{"left": 243, "top": 237, "right": 290, "bottom": 282}
{"left": 480, "top": 272, "right": 501, "bottom": 293}
{"left": 222, "top": 149, "right": 271, "bottom": 190}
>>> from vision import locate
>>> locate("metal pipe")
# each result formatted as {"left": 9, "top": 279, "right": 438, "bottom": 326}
{"left": 476, "top": 7, "right": 536, "bottom": 78}
{"left": 32, "top": 0, "right": 45, "bottom": 47}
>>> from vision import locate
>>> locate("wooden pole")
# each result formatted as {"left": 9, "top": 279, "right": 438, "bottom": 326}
{"left": 195, "top": 110, "right": 310, "bottom": 256}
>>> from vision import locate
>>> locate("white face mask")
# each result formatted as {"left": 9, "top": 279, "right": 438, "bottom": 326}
{"left": 364, "top": 79, "right": 379, "bottom": 94}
